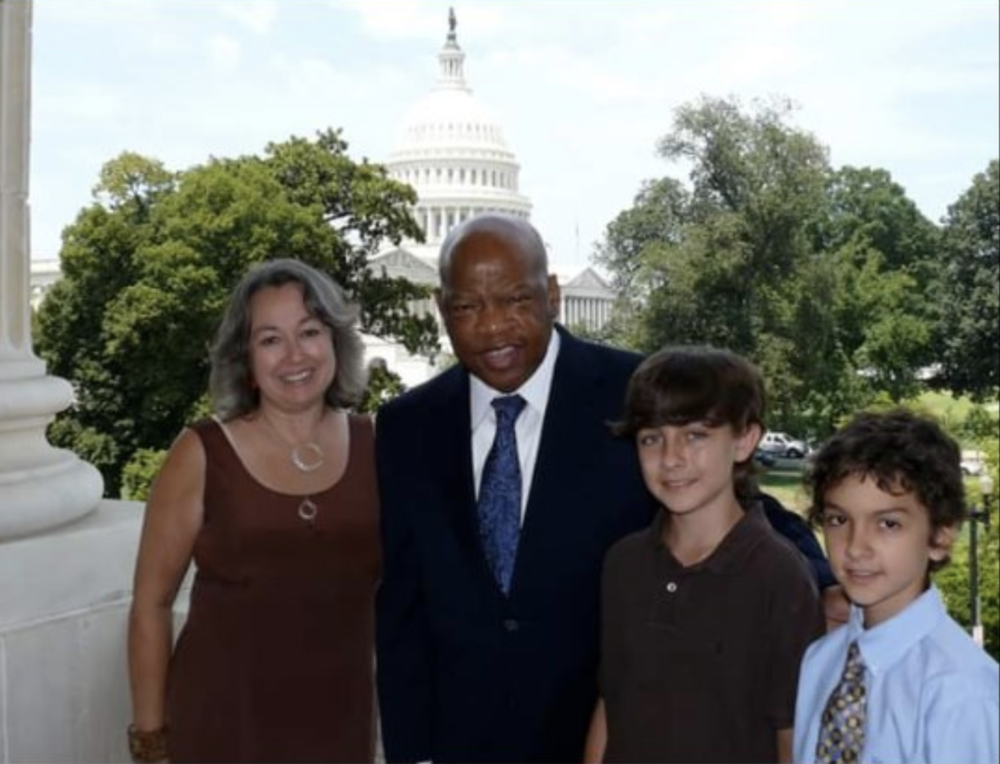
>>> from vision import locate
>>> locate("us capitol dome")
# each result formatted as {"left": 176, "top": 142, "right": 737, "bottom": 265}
{"left": 385, "top": 7, "right": 531, "bottom": 253}
{"left": 367, "top": 10, "right": 615, "bottom": 386}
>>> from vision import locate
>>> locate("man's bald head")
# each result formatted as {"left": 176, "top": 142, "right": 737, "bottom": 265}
{"left": 439, "top": 214, "right": 549, "bottom": 287}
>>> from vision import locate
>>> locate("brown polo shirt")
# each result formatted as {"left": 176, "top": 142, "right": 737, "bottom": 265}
{"left": 599, "top": 503, "right": 824, "bottom": 764}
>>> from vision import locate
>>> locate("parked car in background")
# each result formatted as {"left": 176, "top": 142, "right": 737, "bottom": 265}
{"left": 961, "top": 449, "right": 985, "bottom": 476}
{"left": 753, "top": 448, "right": 778, "bottom": 468}
{"left": 759, "top": 431, "right": 808, "bottom": 459}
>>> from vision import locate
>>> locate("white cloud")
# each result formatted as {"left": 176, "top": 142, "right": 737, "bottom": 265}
{"left": 488, "top": 45, "right": 647, "bottom": 102}
{"left": 335, "top": 0, "right": 448, "bottom": 40}
{"left": 272, "top": 54, "right": 360, "bottom": 99}
{"left": 335, "top": 0, "right": 508, "bottom": 43}
{"left": 207, "top": 35, "right": 243, "bottom": 72}
{"left": 217, "top": 0, "right": 279, "bottom": 35}
{"left": 34, "top": 81, "right": 125, "bottom": 128}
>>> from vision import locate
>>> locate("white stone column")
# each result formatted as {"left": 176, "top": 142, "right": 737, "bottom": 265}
{"left": 0, "top": 0, "right": 103, "bottom": 539}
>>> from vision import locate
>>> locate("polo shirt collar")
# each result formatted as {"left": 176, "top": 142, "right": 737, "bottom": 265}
{"left": 649, "top": 500, "right": 770, "bottom": 574}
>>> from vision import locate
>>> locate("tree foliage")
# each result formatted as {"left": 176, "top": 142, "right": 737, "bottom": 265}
{"left": 121, "top": 449, "right": 168, "bottom": 502}
{"left": 595, "top": 95, "right": 961, "bottom": 439}
{"left": 935, "top": 440, "right": 999, "bottom": 661}
{"left": 35, "top": 129, "right": 438, "bottom": 496}
{"left": 931, "top": 160, "right": 1000, "bottom": 400}
{"left": 359, "top": 360, "right": 406, "bottom": 414}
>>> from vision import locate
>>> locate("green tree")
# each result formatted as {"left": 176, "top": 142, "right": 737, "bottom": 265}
{"left": 599, "top": 96, "right": 838, "bottom": 430}
{"left": 935, "top": 441, "right": 999, "bottom": 661}
{"left": 594, "top": 96, "right": 945, "bottom": 438}
{"left": 594, "top": 177, "right": 689, "bottom": 297}
{"left": 35, "top": 130, "right": 438, "bottom": 496}
{"left": 834, "top": 245, "right": 931, "bottom": 403}
{"left": 815, "top": 166, "right": 939, "bottom": 278}
{"left": 121, "top": 449, "right": 168, "bottom": 502}
{"left": 960, "top": 405, "right": 1000, "bottom": 442}
{"left": 592, "top": 178, "right": 690, "bottom": 351}
{"left": 931, "top": 160, "right": 1000, "bottom": 400}
{"left": 359, "top": 360, "right": 406, "bottom": 414}
{"left": 814, "top": 166, "right": 939, "bottom": 400}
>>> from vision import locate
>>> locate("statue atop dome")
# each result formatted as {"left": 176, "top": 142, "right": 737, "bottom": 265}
{"left": 447, "top": 7, "right": 457, "bottom": 42}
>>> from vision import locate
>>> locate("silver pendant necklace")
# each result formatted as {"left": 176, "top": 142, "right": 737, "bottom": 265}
{"left": 291, "top": 442, "right": 324, "bottom": 473}
{"left": 297, "top": 496, "right": 318, "bottom": 525}
{"left": 260, "top": 410, "right": 326, "bottom": 526}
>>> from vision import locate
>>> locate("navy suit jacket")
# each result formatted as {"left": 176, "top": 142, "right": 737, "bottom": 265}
{"left": 375, "top": 327, "right": 655, "bottom": 763}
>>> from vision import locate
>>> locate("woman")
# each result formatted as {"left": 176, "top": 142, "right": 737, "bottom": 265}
{"left": 127, "top": 259, "right": 380, "bottom": 763}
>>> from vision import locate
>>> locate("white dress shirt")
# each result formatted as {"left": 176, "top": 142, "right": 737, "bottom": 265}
{"left": 470, "top": 330, "right": 561, "bottom": 522}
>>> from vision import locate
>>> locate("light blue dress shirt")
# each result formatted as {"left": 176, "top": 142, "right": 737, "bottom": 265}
{"left": 794, "top": 586, "right": 999, "bottom": 764}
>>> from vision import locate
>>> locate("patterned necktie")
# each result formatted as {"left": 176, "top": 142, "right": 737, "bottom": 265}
{"left": 477, "top": 395, "right": 527, "bottom": 595}
{"left": 815, "top": 641, "right": 868, "bottom": 764}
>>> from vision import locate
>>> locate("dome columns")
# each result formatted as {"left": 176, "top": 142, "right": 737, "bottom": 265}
{"left": 386, "top": 10, "right": 532, "bottom": 251}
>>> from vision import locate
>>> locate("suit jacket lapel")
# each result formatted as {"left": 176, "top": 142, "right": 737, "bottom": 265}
{"left": 515, "top": 330, "right": 611, "bottom": 575}
{"left": 429, "top": 369, "right": 482, "bottom": 549}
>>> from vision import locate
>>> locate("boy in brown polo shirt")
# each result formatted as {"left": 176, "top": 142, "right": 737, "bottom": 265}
{"left": 584, "top": 346, "right": 824, "bottom": 764}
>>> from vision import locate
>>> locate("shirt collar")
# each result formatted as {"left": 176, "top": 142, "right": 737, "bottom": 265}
{"left": 847, "top": 585, "right": 947, "bottom": 675}
{"left": 650, "top": 500, "right": 771, "bottom": 574}
{"left": 470, "top": 329, "right": 561, "bottom": 429}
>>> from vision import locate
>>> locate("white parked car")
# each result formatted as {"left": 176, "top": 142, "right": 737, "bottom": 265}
{"left": 961, "top": 450, "right": 985, "bottom": 476}
{"left": 759, "top": 431, "right": 808, "bottom": 459}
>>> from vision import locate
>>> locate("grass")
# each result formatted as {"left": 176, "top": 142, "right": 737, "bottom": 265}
{"left": 759, "top": 464, "right": 810, "bottom": 512}
{"left": 758, "top": 386, "right": 999, "bottom": 513}
{"left": 913, "top": 390, "right": 1000, "bottom": 419}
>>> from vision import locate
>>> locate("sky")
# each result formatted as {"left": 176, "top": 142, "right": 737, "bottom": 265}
{"left": 28, "top": 0, "right": 1000, "bottom": 273}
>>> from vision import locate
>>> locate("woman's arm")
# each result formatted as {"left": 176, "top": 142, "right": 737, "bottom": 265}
{"left": 583, "top": 697, "right": 607, "bottom": 764}
{"left": 127, "top": 428, "right": 206, "bottom": 739}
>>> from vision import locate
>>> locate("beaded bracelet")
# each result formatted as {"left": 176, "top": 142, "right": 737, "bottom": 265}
{"left": 127, "top": 724, "right": 168, "bottom": 763}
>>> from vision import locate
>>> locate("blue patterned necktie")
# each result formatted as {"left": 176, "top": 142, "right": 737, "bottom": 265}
{"left": 477, "top": 395, "right": 527, "bottom": 595}
{"left": 815, "top": 640, "right": 868, "bottom": 764}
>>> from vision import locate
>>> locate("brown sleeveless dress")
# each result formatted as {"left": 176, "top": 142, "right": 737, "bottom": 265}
{"left": 166, "top": 415, "right": 380, "bottom": 763}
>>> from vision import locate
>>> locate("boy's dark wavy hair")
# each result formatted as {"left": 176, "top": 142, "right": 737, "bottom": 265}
{"left": 805, "top": 409, "right": 966, "bottom": 572}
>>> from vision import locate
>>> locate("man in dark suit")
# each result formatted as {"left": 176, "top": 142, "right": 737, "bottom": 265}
{"left": 375, "top": 214, "right": 838, "bottom": 763}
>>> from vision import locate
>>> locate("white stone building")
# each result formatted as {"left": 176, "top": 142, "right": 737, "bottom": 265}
{"left": 28, "top": 256, "right": 58, "bottom": 308}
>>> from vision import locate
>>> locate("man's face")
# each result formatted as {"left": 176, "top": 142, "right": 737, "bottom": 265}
{"left": 437, "top": 229, "right": 559, "bottom": 393}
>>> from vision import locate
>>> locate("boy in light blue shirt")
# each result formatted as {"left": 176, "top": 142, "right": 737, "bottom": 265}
{"left": 794, "top": 409, "right": 999, "bottom": 764}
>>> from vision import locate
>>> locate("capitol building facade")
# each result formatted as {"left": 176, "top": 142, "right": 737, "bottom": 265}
{"left": 29, "top": 11, "right": 616, "bottom": 388}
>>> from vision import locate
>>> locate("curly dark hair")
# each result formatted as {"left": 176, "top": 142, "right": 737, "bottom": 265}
{"left": 613, "top": 345, "right": 765, "bottom": 499}
{"left": 805, "top": 409, "right": 966, "bottom": 572}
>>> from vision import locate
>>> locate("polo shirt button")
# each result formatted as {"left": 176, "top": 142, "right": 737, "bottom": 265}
{"left": 503, "top": 619, "right": 520, "bottom": 632}
{"left": 665, "top": 581, "right": 678, "bottom": 593}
